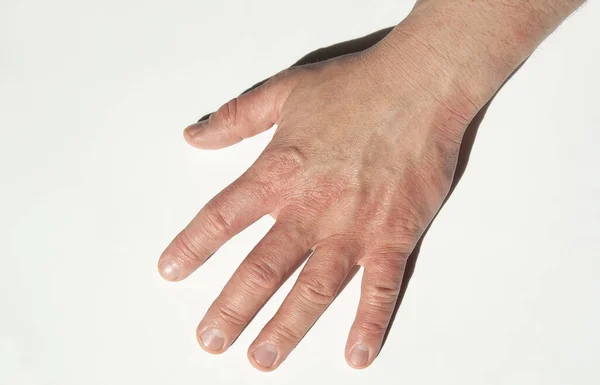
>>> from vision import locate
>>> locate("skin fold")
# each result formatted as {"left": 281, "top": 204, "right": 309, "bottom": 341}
{"left": 158, "top": 0, "right": 585, "bottom": 371}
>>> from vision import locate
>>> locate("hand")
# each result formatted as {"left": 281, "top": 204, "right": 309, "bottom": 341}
{"left": 158, "top": 26, "right": 492, "bottom": 371}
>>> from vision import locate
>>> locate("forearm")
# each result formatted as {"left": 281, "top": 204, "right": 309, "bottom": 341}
{"left": 367, "top": 0, "right": 586, "bottom": 131}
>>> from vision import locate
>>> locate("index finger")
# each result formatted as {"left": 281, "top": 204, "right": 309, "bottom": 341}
{"left": 157, "top": 163, "right": 280, "bottom": 281}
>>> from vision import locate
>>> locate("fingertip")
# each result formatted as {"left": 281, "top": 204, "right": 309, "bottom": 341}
{"left": 185, "top": 120, "right": 208, "bottom": 136}
{"left": 197, "top": 326, "right": 227, "bottom": 354}
{"left": 248, "top": 357, "right": 277, "bottom": 372}
{"left": 346, "top": 343, "right": 373, "bottom": 369}
{"left": 158, "top": 259, "right": 182, "bottom": 282}
{"left": 183, "top": 121, "right": 238, "bottom": 150}
{"left": 183, "top": 121, "right": 209, "bottom": 148}
{"left": 248, "top": 343, "right": 279, "bottom": 372}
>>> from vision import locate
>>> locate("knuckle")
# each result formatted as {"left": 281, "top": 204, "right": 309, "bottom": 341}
{"left": 277, "top": 222, "right": 317, "bottom": 253}
{"left": 365, "top": 283, "right": 400, "bottom": 308}
{"left": 218, "top": 97, "right": 240, "bottom": 130}
{"left": 297, "top": 176, "right": 349, "bottom": 213}
{"left": 368, "top": 249, "right": 409, "bottom": 270}
{"left": 358, "top": 317, "right": 390, "bottom": 336}
{"left": 214, "top": 300, "right": 247, "bottom": 327}
{"left": 320, "top": 236, "right": 364, "bottom": 259}
{"left": 361, "top": 257, "right": 405, "bottom": 307}
{"left": 297, "top": 276, "right": 338, "bottom": 308}
{"left": 201, "top": 201, "right": 235, "bottom": 239}
{"left": 259, "top": 145, "right": 307, "bottom": 182}
{"left": 273, "top": 321, "right": 304, "bottom": 343}
{"left": 369, "top": 190, "right": 426, "bottom": 243}
{"left": 384, "top": 204, "right": 425, "bottom": 247}
{"left": 173, "top": 228, "right": 209, "bottom": 263}
{"left": 243, "top": 258, "right": 283, "bottom": 292}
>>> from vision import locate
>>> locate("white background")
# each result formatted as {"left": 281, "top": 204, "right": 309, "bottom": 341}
{"left": 1, "top": 1, "right": 599, "bottom": 384}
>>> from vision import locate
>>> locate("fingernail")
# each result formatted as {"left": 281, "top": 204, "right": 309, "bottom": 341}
{"left": 200, "top": 328, "right": 225, "bottom": 351}
{"left": 158, "top": 260, "right": 181, "bottom": 281}
{"left": 349, "top": 344, "right": 370, "bottom": 368}
{"left": 253, "top": 343, "right": 278, "bottom": 368}
{"left": 186, "top": 121, "right": 207, "bottom": 137}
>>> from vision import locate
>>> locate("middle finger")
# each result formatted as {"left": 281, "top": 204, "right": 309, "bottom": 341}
{"left": 196, "top": 218, "right": 318, "bottom": 353}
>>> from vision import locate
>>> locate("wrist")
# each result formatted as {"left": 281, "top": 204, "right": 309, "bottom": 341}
{"left": 360, "top": 25, "right": 489, "bottom": 142}
{"left": 363, "top": 0, "right": 584, "bottom": 131}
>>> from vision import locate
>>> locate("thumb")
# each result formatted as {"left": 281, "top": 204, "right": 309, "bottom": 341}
{"left": 184, "top": 70, "right": 300, "bottom": 149}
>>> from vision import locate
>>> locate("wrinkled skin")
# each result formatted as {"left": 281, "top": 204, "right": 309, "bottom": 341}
{"left": 158, "top": 17, "right": 509, "bottom": 371}
{"left": 156, "top": 0, "right": 585, "bottom": 370}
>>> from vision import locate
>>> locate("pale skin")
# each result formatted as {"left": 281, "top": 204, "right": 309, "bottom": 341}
{"left": 158, "top": 0, "right": 586, "bottom": 371}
